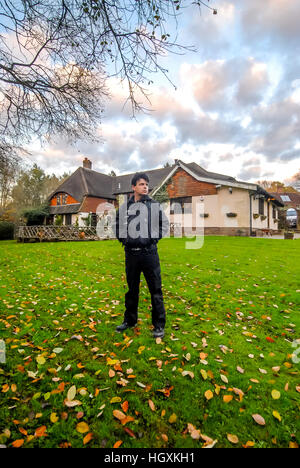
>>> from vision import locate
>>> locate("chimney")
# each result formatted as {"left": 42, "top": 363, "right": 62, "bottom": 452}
{"left": 83, "top": 157, "right": 92, "bottom": 169}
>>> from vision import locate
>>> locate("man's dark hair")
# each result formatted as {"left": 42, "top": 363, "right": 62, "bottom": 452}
{"left": 131, "top": 172, "right": 149, "bottom": 186}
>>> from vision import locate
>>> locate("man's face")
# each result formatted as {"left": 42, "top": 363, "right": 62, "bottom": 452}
{"left": 132, "top": 178, "right": 149, "bottom": 198}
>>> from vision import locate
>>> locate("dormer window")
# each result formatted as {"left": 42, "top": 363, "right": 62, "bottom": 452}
{"left": 56, "top": 193, "right": 68, "bottom": 205}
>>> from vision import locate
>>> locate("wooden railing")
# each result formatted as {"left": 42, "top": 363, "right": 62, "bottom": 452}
{"left": 17, "top": 225, "right": 100, "bottom": 242}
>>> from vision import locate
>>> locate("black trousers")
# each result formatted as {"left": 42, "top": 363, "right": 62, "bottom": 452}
{"left": 124, "top": 245, "right": 166, "bottom": 329}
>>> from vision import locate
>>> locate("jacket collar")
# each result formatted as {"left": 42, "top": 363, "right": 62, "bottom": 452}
{"left": 128, "top": 194, "right": 151, "bottom": 204}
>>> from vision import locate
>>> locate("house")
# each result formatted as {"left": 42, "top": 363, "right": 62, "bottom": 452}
{"left": 269, "top": 191, "right": 300, "bottom": 229}
{"left": 46, "top": 158, "right": 283, "bottom": 236}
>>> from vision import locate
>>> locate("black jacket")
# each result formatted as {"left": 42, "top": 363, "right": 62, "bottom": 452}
{"left": 115, "top": 195, "right": 169, "bottom": 248}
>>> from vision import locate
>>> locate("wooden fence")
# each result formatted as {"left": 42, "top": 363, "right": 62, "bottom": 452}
{"left": 17, "top": 225, "right": 100, "bottom": 242}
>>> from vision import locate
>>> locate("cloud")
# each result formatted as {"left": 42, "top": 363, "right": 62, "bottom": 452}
{"left": 238, "top": 165, "right": 262, "bottom": 181}
{"left": 240, "top": 0, "right": 300, "bottom": 52}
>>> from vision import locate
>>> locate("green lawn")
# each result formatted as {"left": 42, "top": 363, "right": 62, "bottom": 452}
{"left": 0, "top": 237, "right": 299, "bottom": 448}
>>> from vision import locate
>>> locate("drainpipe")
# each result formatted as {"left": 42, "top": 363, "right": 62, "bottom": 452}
{"left": 249, "top": 192, "right": 253, "bottom": 236}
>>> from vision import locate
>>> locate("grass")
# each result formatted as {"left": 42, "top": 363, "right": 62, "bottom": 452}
{"left": 0, "top": 236, "right": 299, "bottom": 448}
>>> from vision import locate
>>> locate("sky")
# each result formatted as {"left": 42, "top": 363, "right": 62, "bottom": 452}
{"left": 26, "top": 0, "right": 300, "bottom": 184}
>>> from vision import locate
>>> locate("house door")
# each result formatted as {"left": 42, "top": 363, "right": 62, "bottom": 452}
{"left": 65, "top": 214, "right": 72, "bottom": 225}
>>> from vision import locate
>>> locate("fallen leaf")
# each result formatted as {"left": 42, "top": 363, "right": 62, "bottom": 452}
{"left": 252, "top": 414, "right": 265, "bottom": 426}
{"left": 12, "top": 439, "right": 24, "bottom": 448}
{"left": 148, "top": 399, "right": 156, "bottom": 412}
{"left": 227, "top": 434, "right": 239, "bottom": 444}
{"left": 204, "top": 390, "right": 214, "bottom": 400}
{"left": 223, "top": 395, "right": 233, "bottom": 403}
{"left": 169, "top": 413, "right": 177, "bottom": 424}
{"left": 220, "top": 374, "right": 228, "bottom": 383}
{"left": 121, "top": 401, "right": 129, "bottom": 413}
{"left": 244, "top": 441, "right": 255, "bottom": 448}
{"left": 113, "top": 410, "right": 126, "bottom": 421}
{"left": 83, "top": 432, "right": 93, "bottom": 445}
{"left": 67, "top": 385, "right": 76, "bottom": 402}
{"left": 76, "top": 422, "right": 89, "bottom": 434}
{"left": 187, "top": 423, "right": 201, "bottom": 440}
{"left": 110, "top": 396, "right": 122, "bottom": 404}
{"left": 271, "top": 389, "right": 281, "bottom": 400}
{"left": 34, "top": 425, "right": 47, "bottom": 437}
{"left": 50, "top": 412, "right": 59, "bottom": 423}
{"left": 113, "top": 440, "right": 123, "bottom": 448}
{"left": 272, "top": 411, "right": 281, "bottom": 422}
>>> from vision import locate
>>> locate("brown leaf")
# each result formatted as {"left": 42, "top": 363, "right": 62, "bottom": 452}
{"left": 227, "top": 434, "right": 239, "bottom": 444}
{"left": 148, "top": 399, "right": 156, "bottom": 412}
{"left": 113, "top": 409, "right": 126, "bottom": 421}
{"left": 252, "top": 414, "right": 265, "bottom": 426}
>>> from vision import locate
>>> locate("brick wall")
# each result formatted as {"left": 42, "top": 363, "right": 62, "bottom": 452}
{"left": 167, "top": 168, "right": 217, "bottom": 198}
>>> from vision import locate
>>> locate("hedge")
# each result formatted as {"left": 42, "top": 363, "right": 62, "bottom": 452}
{"left": 0, "top": 221, "right": 15, "bottom": 240}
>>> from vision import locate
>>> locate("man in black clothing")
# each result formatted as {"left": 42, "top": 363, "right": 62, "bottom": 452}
{"left": 115, "top": 172, "right": 169, "bottom": 338}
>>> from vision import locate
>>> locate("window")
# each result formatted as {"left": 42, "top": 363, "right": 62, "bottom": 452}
{"left": 280, "top": 195, "right": 291, "bottom": 202}
{"left": 62, "top": 194, "right": 67, "bottom": 205}
{"left": 56, "top": 194, "right": 61, "bottom": 205}
{"left": 258, "top": 197, "right": 264, "bottom": 215}
{"left": 272, "top": 205, "right": 277, "bottom": 219}
{"left": 170, "top": 197, "right": 192, "bottom": 214}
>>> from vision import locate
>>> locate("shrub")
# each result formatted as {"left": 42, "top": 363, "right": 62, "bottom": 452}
{"left": 0, "top": 221, "right": 15, "bottom": 240}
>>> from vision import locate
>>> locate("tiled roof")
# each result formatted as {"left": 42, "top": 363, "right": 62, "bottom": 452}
{"left": 269, "top": 192, "right": 300, "bottom": 209}
{"left": 48, "top": 160, "right": 283, "bottom": 205}
{"left": 49, "top": 204, "right": 81, "bottom": 214}
{"left": 48, "top": 167, "right": 116, "bottom": 201}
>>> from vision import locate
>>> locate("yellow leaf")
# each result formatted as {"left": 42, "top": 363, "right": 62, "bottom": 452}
{"left": 272, "top": 410, "right": 281, "bottom": 421}
{"left": 76, "top": 422, "right": 89, "bottom": 434}
{"left": 138, "top": 346, "right": 145, "bottom": 354}
{"left": 200, "top": 369, "right": 207, "bottom": 380}
{"left": 36, "top": 355, "right": 46, "bottom": 365}
{"left": 50, "top": 412, "right": 59, "bottom": 423}
{"left": 204, "top": 390, "right": 214, "bottom": 400}
{"left": 67, "top": 385, "right": 76, "bottom": 402}
{"left": 169, "top": 413, "right": 177, "bottom": 424}
{"left": 244, "top": 441, "right": 255, "bottom": 448}
{"left": 107, "top": 357, "right": 119, "bottom": 366}
{"left": 271, "top": 389, "right": 281, "bottom": 400}
{"left": 110, "top": 396, "right": 122, "bottom": 404}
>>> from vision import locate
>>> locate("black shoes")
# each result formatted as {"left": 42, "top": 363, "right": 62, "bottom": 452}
{"left": 153, "top": 327, "right": 165, "bottom": 338}
{"left": 116, "top": 322, "right": 137, "bottom": 332}
{"left": 116, "top": 322, "right": 165, "bottom": 339}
